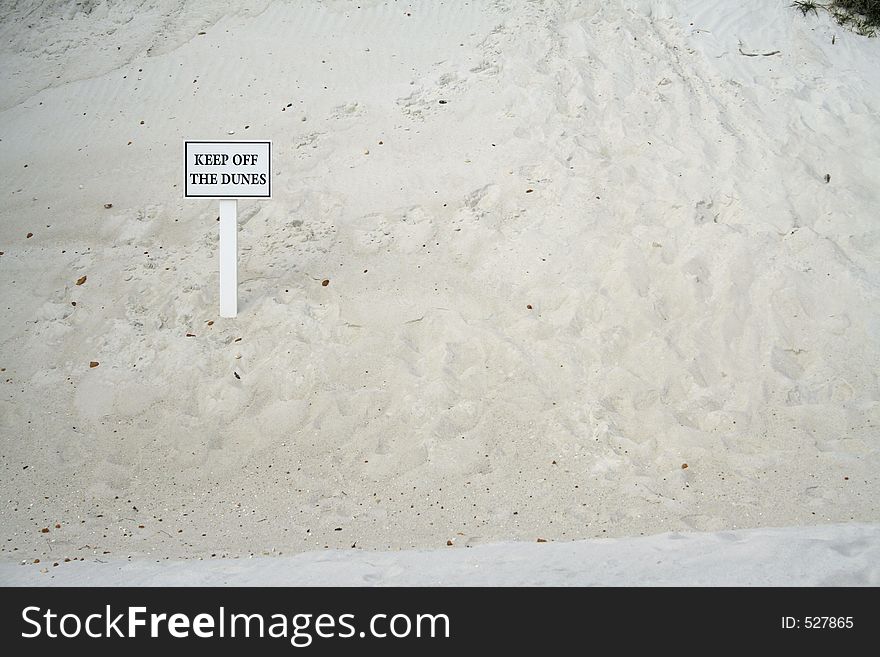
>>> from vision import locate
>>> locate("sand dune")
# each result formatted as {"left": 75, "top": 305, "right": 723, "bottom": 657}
{"left": 0, "top": 0, "right": 878, "bottom": 573}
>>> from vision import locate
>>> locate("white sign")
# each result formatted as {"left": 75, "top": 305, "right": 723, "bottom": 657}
{"left": 184, "top": 139, "right": 272, "bottom": 318}
{"left": 185, "top": 140, "right": 271, "bottom": 198}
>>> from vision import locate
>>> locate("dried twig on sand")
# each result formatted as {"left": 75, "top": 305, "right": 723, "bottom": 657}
{"left": 738, "top": 46, "right": 781, "bottom": 57}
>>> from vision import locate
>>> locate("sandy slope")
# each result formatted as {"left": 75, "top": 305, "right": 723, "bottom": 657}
{"left": 4, "top": 524, "right": 879, "bottom": 586}
{"left": 0, "top": 0, "right": 878, "bottom": 571}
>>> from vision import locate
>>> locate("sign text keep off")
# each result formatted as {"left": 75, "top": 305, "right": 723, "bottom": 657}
{"left": 185, "top": 140, "right": 271, "bottom": 198}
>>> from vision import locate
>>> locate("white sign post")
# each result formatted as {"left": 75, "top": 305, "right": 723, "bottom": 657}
{"left": 218, "top": 198, "right": 238, "bottom": 318}
{"left": 184, "top": 140, "right": 271, "bottom": 318}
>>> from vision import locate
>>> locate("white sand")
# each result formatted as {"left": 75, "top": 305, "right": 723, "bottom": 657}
{"left": 3, "top": 523, "right": 878, "bottom": 586}
{"left": 1, "top": 0, "right": 878, "bottom": 576}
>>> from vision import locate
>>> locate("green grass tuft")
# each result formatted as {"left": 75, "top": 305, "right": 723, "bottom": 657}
{"left": 834, "top": 0, "right": 880, "bottom": 24}
{"left": 791, "top": 1, "right": 820, "bottom": 17}
{"left": 792, "top": 0, "right": 879, "bottom": 35}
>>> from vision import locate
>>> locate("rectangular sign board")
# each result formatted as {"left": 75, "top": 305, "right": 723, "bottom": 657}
{"left": 185, "top": 140, "right": 271, "bottom": 198}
